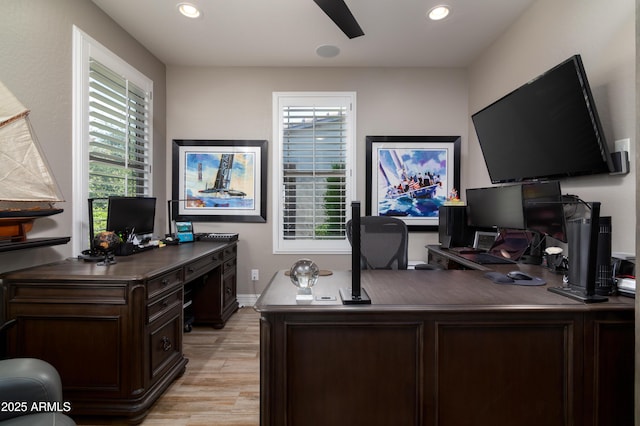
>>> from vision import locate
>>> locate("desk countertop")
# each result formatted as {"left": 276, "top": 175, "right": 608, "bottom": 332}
{"left": 255, "top": 267, "right": 634, "bottom": 313}
{"left": 1, "top": 241, "right": 230, "bottom": 282}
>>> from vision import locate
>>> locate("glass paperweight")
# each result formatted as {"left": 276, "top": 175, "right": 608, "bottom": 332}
{"left": 290, "top": 258, "right": 319, "bottom": 301}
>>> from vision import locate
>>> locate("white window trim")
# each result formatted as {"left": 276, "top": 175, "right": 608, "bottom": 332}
{"left": 71, "top": 26, "right": 153, "bottom": 255}
{"left": 272, "top": 91, "right": 356, "bottom": 254}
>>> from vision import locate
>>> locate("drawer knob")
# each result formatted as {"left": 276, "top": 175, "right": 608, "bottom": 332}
{"left": 162, "top": 279, "right": 169, "bottom": 286}
{"left": 161, "top": 299, "right": 169, "bottom": 307}
{"left": 161, "top": 336, "right": 172, "bottom": 352}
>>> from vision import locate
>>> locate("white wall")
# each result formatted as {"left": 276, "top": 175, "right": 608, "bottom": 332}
{"left": 167, "top": 67, "right": 469, "bottom": 294}
{"left": 468, "top": 0, "right": 635, "bottom": 254}
{"left": 471, "top": 6, "right": 637, "bottom": 417}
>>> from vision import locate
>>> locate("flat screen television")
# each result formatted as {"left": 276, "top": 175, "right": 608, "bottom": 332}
{"left": 106, "top": 196, "right": 156, "bottom": 239}
{"left": 471, "top": 54, "right": 613, "bottom": 183}
{"left": 466, "top": 185, "right": 525, "bottom": 230}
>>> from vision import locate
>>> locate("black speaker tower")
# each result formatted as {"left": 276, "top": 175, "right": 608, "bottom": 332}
{"left": 548, "top": 201, "right": 608, "bottom": 303}
{"left": 438, "top": 205, "right": 470, "bottom": 248}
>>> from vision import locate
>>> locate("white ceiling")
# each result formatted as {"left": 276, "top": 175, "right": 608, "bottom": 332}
{"left": 91, "top": 0, "right": 535, "bottom": 68}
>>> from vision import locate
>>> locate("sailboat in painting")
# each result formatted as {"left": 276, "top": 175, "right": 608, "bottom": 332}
{"left": 0, "top": 80, "right": 64, "bottom": 242}
{"left": 198, "top": 154, "right": 247, "bottom": 198}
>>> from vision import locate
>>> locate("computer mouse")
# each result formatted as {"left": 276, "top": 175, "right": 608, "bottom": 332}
{"left": 507, "top": 271, "right": 533, "bottom": 280}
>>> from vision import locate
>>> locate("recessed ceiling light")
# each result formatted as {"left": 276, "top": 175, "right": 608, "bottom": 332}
{"left": 177, "top": 3, "right": 201, "bottom": 19}
{"left": 428, "top": 5, "right": 450, "bottom": 21}
{"left": 316, "top": 45, "right": 341, "bottom": 58}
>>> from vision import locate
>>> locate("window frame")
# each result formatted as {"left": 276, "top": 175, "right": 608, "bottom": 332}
{"left": 72, "top": 26, "right": 153, "bottom": 255}
{"left": 272, "top": 91, "right": 356, "bottom": 254}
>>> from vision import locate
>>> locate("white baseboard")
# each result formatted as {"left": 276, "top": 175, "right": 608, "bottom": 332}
{"left": 237, "top": 293, "right": 260, "bottom": 307}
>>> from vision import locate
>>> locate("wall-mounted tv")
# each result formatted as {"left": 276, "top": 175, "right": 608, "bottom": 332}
{"left": 471, "top": 54, "right": 613, "bottom": 184}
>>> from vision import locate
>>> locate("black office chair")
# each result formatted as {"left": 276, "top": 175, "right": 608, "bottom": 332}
{"left": 347, "top": 216, "right": 441, "bottom": 270}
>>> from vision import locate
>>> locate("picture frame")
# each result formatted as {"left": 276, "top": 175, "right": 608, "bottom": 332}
{"left": 366, "top": 135, "right": 461, "bottom": 231}
{"left": 172, "top": 139, "right": 267, "bottom": 223}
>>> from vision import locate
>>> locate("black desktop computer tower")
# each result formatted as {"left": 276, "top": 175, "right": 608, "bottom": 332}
{"left": 438, "top": 205, "right": 470, "bottom": 248}
{"left": 568, "top": 216, "right": 613, "bottom": 296}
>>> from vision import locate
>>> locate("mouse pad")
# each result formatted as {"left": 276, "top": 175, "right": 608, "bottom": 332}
{"left": 484, "top": 272, "right": 546, "bottom": 286}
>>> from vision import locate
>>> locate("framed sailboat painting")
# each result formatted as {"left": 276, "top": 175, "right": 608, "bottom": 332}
{"left": 172, "top": 139, "right": 267, "bottom": 223}
{"left": 366, "top": 135, "right": 460, "bottom": 231}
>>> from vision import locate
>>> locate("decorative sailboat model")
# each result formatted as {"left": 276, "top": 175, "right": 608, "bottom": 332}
{"left": 0, "top": 80, "right": 64, "bottom": 242}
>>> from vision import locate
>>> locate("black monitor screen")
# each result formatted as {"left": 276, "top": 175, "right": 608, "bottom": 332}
{"left": 106, "top": 196, "right": 156, "bottom": 238}
{"left": 471, "top": 55, "right": 612, "bottom": 183}
{"left": 522, "top": 181, "right": 567, "bottom": 242}
{"left": 466, "top": 185, "right": 525, "bottom": 230}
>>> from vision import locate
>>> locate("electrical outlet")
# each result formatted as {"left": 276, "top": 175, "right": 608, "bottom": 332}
{"left": 251, "top": 269, "right": 259, "bottom": 281}
{"left": 614, "top": 138, "right": 630, "bottom": 152}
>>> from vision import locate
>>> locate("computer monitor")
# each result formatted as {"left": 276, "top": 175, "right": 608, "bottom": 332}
{"left": 522, "top": 181, "right": 567, "bottom": 242}
{"left": 466, "top": 185, "right": 525, "bottom": 230}
{"left": 106, "top": 196, "right": 156, "bottom": 239}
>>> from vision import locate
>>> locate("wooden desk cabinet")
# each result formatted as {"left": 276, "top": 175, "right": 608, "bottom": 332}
{"left": 1, "top": 241, "right": 238, "bottom": 424}
{"left": 256, "top": 269, "right": 634, "bottom": 426}
{"left": 190, "top": 242, "right": 238, "bottom": 328}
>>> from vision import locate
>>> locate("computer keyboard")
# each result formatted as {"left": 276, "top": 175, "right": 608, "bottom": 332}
{"left": 195, "top": 232, "right": 238, "bottom": 242}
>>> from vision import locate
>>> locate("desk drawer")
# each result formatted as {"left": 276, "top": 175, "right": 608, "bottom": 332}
{"left": 184, "top": 252, "right": 222, "bottom": 281}
{"left": 223, "top": 257, "right": 236, "bottom": 274}
{"left": 147, "top": 268, "right": 183, "bottom": 300}
{"left": 430, "top": 255, "right": 450, "bottom": 270}
{"left": 223, "top": 244, "right": 237, "bottom": 260}
{"left": 149, "top": 308, "right": 182, "bottom": 383}
{"left": 148, "top": 288, "right": 183, "bottom": 324}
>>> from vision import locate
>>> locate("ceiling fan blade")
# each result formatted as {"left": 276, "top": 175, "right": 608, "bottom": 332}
{"left": 312, "top": 0, "right": 364, "bottom": 39}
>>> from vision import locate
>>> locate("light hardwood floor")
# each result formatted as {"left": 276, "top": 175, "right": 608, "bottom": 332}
{"left": 140, "top": 306, "right": 260, "bottom": 426}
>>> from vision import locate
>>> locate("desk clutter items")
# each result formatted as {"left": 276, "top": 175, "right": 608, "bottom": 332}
{"left": 544, "top": 246, "right": 568, "bottom": 274}
{"left": 92, "top": 230, "right": 121, "bottom": 265}
{"left": 443, "top": 188, "right": 465, "bottom": 205}
{"left": 175, "top": 221, "right": 194, "bottom": 242}
{"left": 195, "top": 232, "right": 238, "bottom": 242}
{"left": 613, "top": 252, "right": 635, "bottom": 298}
{"left": 289, "top": 258, "right": 320, "bottom": 302}
{"left": 484, "top": 271, "right": 546, "bottom": 286}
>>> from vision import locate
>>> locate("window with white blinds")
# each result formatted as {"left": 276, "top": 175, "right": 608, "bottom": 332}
{"left": 273, "top": 93, "right": 356, "bottom": 253}
{"left": 72, "top": 27, "right": 153, "bottom": 254}
{"left": 88, "top": 59, "right": 151, "bottom": 200}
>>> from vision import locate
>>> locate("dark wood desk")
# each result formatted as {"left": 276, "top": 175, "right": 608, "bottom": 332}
{"left": 1, "top": 241, "right": 237, "bottom": 424}
{"left": 255, "top": 264, "right": 634, "bottom": 426}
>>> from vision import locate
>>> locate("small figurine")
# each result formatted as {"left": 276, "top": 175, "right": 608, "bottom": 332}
{"left": 444, "top": 188, "right": 465, "bottom": 205}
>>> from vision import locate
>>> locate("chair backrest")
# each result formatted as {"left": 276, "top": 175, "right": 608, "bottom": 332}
{"left": 347, "top": 216, "right": 408, "bottom": 270}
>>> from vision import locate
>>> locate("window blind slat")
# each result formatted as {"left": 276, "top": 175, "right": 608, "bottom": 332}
{"left": 88, "top": 58, "right": 151, "bottom": 200}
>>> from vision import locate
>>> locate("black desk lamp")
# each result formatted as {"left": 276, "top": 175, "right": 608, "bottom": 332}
{"left": 78, "top": 197, "right": 108, "bottom": 260}
{"left": 340, "top": 201, "right": 371, "bottom": 305}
